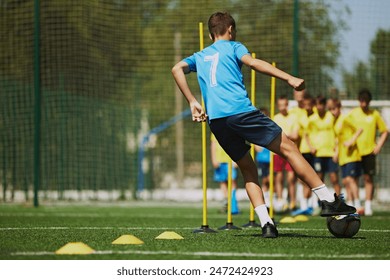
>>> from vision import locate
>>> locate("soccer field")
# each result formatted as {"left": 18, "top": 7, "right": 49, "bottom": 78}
{"left": 0, "top": 202, "right": 389, "bottom": 260}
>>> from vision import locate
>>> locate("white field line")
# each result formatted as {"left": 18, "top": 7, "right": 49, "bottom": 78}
{"left": 9, "top": 249, "right": 388, "bottom": 259}
{"left": 0, "top": 213, "right": 201, "bottom": 218}
{"left": 0, "top": 226, "right": 389, "bottom": 233}
{"left": 0, "top": 226, "right": 195, "bottom": 231}
{"left": 0, "top": 212, "right": 227, "bottom": 219}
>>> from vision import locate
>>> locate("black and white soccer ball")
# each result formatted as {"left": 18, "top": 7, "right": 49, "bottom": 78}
{"left": 326, "top": 213, "right": 361, "bottom": 238}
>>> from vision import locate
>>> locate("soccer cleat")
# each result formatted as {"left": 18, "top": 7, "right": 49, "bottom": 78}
{"left": 261, "top": 222, "right": 278, "bottom": 238}
{"left": 320, "top": 193, "right": 356, "bottom": 217}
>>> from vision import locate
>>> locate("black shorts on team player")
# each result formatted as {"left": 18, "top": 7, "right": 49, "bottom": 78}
{"left": 209, "top": 109, "right": 282, "bottom": 162}
{"left": 361, "top": 154, "right": 376, "bottom": 176}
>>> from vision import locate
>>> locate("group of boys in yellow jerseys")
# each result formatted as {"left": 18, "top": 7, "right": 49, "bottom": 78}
{"left": 273, "top": 89, "right": 388, "bottom": 216}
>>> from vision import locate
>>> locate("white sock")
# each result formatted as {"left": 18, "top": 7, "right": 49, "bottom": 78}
{"left": 300, "top": 198, "right": 308, "bottom": 210}
{"left": 311, "top": 196, "right": 320, "bottom": 208}
{"left": 255, "top": 204, "right": 274, "bottom": 227}
{"left": 365, "top": 200, "right": 372, "bottom": 210}
{"left": 354, "top": 199, "right": 362, "bottom": 208}
{"left": 312, "top": 184, "right": 334, "bottom": 202}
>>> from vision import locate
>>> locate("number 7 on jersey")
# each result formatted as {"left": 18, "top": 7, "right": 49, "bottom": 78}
{"left": 204, "top": 52, "right": 219, "bottom": 87}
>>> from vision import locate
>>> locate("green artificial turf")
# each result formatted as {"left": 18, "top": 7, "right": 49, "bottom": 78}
{"left": 0, "top": 202, "right": 389, "bottom": 260}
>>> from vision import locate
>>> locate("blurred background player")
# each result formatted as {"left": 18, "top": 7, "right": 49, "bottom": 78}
{"left": 289, "top": 89, "right": 307, "bottom": 117}
{"left": 349, "top": 89, "right": 389, "bottom": 216}
{"left": 328, "top": 98, "right": 363, "bottom": 213}
{"left": 306, "top": 95, "right": 341, "bottom": 214}
{"left": 210, "top": 133, "right": 239, "bottom": 214}
{"left": 273, "top": 95, "right": 299, "bottom": 212}
{"left": 292, "top": 93, "right": 317, "bottom": 216}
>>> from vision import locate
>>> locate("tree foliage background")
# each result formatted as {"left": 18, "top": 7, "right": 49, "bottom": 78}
{"left": 0, "top": 0, "right": 389, "bottom": 200}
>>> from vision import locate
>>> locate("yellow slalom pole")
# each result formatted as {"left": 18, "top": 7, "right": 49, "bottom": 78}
{"left": 199, "top": 22, "right": 207, "bottom": 227}
{"left": 268, "top": 62, "right": 277, "bottom": 219}
{"left": 250, "top": 53, "right": 256, "bottom": 159}
{"left": 249, "top": 53, "right": 257, "bottom": 223}
{"left": 199, "top": 22, "right": 204, "bottom": 50}
{"left": 194, "top": 22, "right": 216, "bottom": 233}
{"left": 227, "top": 160, "right": 233, "bottom": 223}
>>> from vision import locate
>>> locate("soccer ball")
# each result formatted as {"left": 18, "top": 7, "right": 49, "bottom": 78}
{"left": 326, "top": 213, "right": 361, "bottom": 238}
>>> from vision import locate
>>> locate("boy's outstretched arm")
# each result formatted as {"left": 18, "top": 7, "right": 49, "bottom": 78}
{"left": 172, "top": 61, "right": 207, "bottom": 122}
{"left": 241, "top": 55, "right": 305, "bottom": 91}
{"left": 373, "top": 129, "right": 388, "bottom": 155}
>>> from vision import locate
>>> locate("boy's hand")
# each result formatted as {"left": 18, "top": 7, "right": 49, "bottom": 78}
{"left": 190, "top": 100, "right": 207, "bottom": 122}
{"left": 288, "top": 77, "right": 305, "bottom": 91}
{"left": 343, "top": 139, "right": 354, "bottom": 148}
{"left": 373, "top": 145, "right": 381, "bottom": 155}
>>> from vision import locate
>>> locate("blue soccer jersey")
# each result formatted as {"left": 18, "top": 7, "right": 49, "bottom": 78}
{"left": 183, "top": 40, "right": 256, "bottom": 120}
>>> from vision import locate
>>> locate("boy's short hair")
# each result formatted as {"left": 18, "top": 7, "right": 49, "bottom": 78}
{"left": 277, "top": 95, "right": 288, "bottom": 101}
{"left": 329, "top": 97, "right": 341, "bottom": 108}
{"left": 358, "top": 88, "right": 372, "bottom": 103}
{"left": 303, "top": 93, "right": 315, "bottom": 106}
{"left": 208, "top": 12, "right": 236, "bottom": 40}
{"left": 303, "top": 92, "right": 312, "bottom": 100}
{"left": 316, "top": 95, "right": 327, "bottom": 106}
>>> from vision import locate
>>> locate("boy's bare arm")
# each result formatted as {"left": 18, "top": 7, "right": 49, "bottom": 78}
{"left": 172, "top": 61, "right": 195, "bottom": 103}
{"left": 344, "top": 128, "right": 363, "bottom": 148}
{"left": 373, "top": 130, "right": 389, "bottom": 155}
{"left": 304, "top": 133, "right": 316, "bottom": 155}
{"left": 172, "top": 61, "right": 207, "bottom": 122}
{"left": 241, "top": 55, "right": 305, "bottom": 91}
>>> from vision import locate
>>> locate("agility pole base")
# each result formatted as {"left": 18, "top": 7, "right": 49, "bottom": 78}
{"left": 193, "top": 225, "right": 218, "bottom": 234}
{"left": 242, "top": 220, "right": 261, "bottom": 228}
{"left": 218, "top": 222, "right": 242, "bottom": 231}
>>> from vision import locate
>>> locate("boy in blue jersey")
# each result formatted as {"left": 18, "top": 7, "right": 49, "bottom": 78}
{"left": 172, "top": 12, "right": 355, "bottom": 238}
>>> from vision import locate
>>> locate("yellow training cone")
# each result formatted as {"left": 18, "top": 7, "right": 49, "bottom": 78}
{"left": 112, "top": 235, "right": 144, "bottom": 245}
{"left": 55, "top": 242, "right": 95, "bottom": 255}
{"left": 294, "top": 215, "right": 309, "bottom": 222}
{"left": 279, "top": 216, "right": 296, "bottom": 224}
{"left": 155, "top": 231, "right": 184, "bottom": 240}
